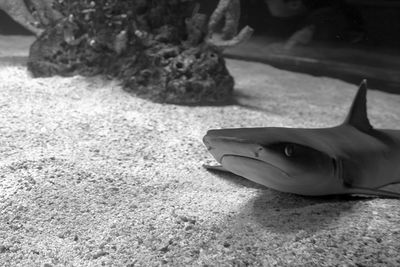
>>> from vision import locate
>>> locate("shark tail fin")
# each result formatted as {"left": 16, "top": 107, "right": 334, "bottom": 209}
{"left": 343, "top": 80, "right": 373, "bottom": 132}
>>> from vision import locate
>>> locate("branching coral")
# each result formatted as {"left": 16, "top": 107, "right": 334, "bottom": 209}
{"left": 26, "top": 0, "right": 253, "bottom": 104}
{"left": 0, "top": 0, "right": 62, "bottom": 36}
{"left": 207, "top": 0, "right": 254, "bottom": 48}
{"left": 28, "top": 0, "right": 63, "bottom": 26}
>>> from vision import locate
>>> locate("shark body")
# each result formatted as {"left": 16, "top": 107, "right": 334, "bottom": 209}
{"left": 203, "top": 81, "right": 400, "bottom": 197}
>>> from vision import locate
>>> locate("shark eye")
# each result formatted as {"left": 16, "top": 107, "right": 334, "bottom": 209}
{"left": 284, "top": 144, "right": 295, "bottom": 157}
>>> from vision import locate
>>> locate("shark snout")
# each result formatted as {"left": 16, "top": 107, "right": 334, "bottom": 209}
{"left": 203, "top": 132, "right": 264, "bottom": 163}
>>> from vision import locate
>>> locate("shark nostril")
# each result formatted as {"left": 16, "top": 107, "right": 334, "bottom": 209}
{"left": 203, "top": 140, "right": 213, "bottom": 150}
{"left": 254, "top": 147, "right": 263, "bottom": 157}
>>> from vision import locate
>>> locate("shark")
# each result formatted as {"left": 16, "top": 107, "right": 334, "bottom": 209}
{"left": 203, "top": 80, "right": 400, "bottom": 198}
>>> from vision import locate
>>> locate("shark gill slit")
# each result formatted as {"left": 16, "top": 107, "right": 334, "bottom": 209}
{"left": 332, "top": 158, "right": 338, "bottom": 178}
{"left": 332, "top": 158, "right": 343, "bottom": 182}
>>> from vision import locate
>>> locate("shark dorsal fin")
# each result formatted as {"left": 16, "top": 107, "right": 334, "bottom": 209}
{"left": 343, "top": 80, "right": 373, "bottom": 131}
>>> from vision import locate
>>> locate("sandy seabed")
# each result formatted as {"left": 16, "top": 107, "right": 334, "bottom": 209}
{"left": 1, "top": 35, "right": 400, "bottom": 266}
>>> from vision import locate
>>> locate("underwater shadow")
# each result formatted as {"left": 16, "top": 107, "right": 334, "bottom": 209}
{"left": 242, "top": 189, "right": 371, "bottom": 234}
{"left": 179, "top": 89, "right": 276, "bottom": 114}
{"left": 0, "top": 56, "right": 28, "bottom": 66}
{"left": 210, "top": 168, "right": 371, "bottom": 234}
{"left": 233, "top": 89, "right": 282, "bottom": 114}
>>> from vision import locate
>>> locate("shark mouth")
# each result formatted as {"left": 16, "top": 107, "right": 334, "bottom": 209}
{"left": 221, "top": 155, "right": 290, "bottom": 177}
{"left": 219, "top": 154, "right": 294, "bottom": 190}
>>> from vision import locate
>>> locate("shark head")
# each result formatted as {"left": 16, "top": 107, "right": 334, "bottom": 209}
{"left": 203, "top": 80, "right": 397, "bottom": 196}
{"left": 203, "top": 126, "right": 344, "bottom": 195}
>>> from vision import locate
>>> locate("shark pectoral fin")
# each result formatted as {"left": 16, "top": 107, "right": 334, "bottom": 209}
{"left": 203, "top": 164, "right": 231, "bottom": 173}
{"left": 347, "top": 187, "right": 400, "bottom": 198}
